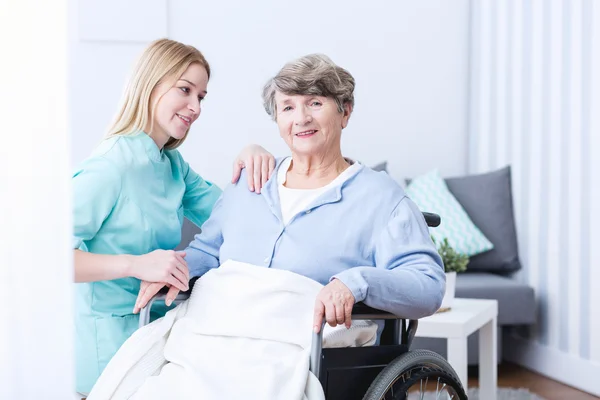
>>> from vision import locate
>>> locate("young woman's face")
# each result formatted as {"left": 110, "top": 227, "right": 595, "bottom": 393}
{"left": 150, "top": 62, "right": 209, "bottom": 147}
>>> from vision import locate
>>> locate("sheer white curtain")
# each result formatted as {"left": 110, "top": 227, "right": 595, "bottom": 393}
{"left": 0, "top": 0, "right": 74, "bottom": 398}
{"left": 468, "top": 0, "right": 600, "bottom": 396}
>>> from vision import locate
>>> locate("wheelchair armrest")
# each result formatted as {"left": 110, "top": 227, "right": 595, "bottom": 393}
{"left": 351, "top": 302, "right": 397, "bottom": 319}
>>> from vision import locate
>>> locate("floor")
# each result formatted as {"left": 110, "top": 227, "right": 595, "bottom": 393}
{"left": 468, "top": 362, "right": 599, "bottom": 400}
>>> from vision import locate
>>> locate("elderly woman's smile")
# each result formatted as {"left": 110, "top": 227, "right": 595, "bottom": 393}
{"left": 295, "top": 129, "right": 317, "bottom": 137}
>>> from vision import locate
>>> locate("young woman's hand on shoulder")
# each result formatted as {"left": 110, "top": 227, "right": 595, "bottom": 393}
{"left": 231, "top": 144, "right": 276, "bottom": 194}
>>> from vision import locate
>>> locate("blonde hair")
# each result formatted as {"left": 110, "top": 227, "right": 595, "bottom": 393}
{"left": 262, "top": 54, "right": 355, "bottom": 121}
{"left": 106, "top": 38, "right": 210, "bottom": 150}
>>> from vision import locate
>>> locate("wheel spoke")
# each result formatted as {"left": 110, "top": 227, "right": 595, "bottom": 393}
{"left": 435, "top": 382, "right": 447, "bottom": 400}
{"left": 419, "top": 377, "right": 429, "bottom": 400}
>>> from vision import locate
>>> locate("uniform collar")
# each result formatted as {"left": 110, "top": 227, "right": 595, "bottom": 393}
{"left": 135, "top": 131, "right": 164, "bottom": 162}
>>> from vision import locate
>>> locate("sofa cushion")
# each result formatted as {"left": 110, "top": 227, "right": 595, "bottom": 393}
{"left": 446, "top": 166, "right": 521, "bottom": 273}
{"left": 456, "top": 272, "right": 535, "bottom": 325}
{"left": 406, "top": 169, "right": 494, "bottom": 257}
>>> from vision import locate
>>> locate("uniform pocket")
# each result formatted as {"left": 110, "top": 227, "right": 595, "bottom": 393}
{"left": 95, "top": 314, "right": 139, "bottom": 374}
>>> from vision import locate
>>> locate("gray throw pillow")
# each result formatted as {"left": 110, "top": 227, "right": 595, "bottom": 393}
{"left": 371, "top": 161, "right": 388, "bottom": 172}
{"left": 176, "top": 218, "right": 201, "bottom": 251}
{"left": 445, "top": 166, "right": 521, "bottom": 274}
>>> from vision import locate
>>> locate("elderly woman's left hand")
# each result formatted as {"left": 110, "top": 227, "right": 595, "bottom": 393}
{"left": 313, "top": 279, "right": 355, "bottom": 333}
{"left": 231, "top": 144, "right": 276, "bottom": 194}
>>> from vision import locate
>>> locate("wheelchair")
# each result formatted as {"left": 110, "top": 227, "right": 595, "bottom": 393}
{"left": 139, "top": 212, "right": 467, "bottom": 400}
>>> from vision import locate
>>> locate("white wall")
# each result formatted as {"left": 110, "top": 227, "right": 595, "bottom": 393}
{"left": 69, "top": 0, "right": 470, "bottom": 187}
{"left": 468, "top": 0, "right": 600, "bottom": 396}
{"left": 0, "top": 0, "right": 74, "bottom": 398}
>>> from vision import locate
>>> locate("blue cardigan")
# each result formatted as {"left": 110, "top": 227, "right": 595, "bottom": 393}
{"left": 185, "top": 158, "right": 445, "bottom": 319}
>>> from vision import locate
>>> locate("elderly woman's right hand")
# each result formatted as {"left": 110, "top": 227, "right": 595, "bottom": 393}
{"left": 133, "top": 281, "right": 181, "bottom": 314}
{"left": 130, "top": 250, "right": 189, "bottom": 292}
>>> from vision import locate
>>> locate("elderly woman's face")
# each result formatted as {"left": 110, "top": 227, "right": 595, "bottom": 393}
{"left": 274, "top": 93, "right": 350, "bottom": 156}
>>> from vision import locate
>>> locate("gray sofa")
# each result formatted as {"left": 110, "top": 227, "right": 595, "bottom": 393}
{"left": 408, "top": 166, "right": 536, "bottom": 364}
{"left": 176, "top": 164, "right": 536, "bottom": 365}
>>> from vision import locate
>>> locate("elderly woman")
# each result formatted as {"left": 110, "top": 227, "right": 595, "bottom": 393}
{"left": 135, "top": 54, "right": 445, "bottom": 332}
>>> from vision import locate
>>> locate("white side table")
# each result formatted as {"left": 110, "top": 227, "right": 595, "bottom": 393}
{"left": 415, "top": 298, "right": 498, "bottom": 400}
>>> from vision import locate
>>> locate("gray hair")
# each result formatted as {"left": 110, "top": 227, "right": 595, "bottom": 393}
{"left": 262, "top": 54, "right": 355, "bottom": 120}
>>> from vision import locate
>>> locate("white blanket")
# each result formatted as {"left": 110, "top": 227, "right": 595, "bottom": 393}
{"left": 87, "top": 260, "right": 377, "bottom": 400}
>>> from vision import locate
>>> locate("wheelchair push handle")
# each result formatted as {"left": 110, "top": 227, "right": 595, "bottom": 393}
{"left": 423, "top": 212, "right": 441, "bottom": 227}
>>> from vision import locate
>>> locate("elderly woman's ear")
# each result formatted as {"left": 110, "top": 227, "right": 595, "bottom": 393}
{"left": 341, "top": 103, "right": 353, "bottom": 129}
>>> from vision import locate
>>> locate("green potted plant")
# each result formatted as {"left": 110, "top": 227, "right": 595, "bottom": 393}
{"left": 432, "top": 237, "right": 469, "bottom": 312}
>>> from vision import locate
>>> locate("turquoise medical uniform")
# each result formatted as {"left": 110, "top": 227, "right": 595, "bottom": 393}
{"left": 72, "top": 132, "right": 222, "bottom": 393}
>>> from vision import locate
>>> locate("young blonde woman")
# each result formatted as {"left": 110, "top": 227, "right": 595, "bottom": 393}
{"left": 72, "top": 38, "right": 275, "bottom": 394}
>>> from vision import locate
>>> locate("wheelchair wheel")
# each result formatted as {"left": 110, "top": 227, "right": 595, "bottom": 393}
{"left": 362, "top": 349, "right": 468, "bottom": 400}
